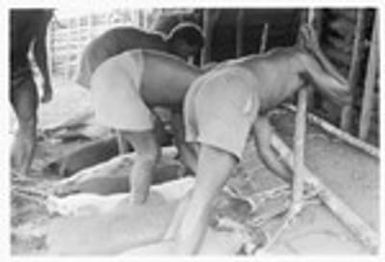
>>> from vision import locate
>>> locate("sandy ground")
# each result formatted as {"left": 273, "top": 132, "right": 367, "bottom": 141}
{"left": 10, "top": 78, "right": 380, "bottom": 256}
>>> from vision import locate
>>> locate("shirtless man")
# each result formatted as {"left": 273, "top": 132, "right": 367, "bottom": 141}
{"left": 10, "top": 9, "right": 54, "bottom": 176}
{"left": 65, "top": 23, "right": 204, "bottom": 172}
{"left": 76, "top": 23, "right": 204, "bottom": 88}
{"left": 90, "top": 49, "right": 202, "bottom": 204}
{"left": 158, "top": 24, "right": 352, "bottom": 254}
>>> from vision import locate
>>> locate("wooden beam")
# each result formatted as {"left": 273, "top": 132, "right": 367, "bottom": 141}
{"left": 201, "top": 9, "right": 212, "bottom": 65}
{"left": 259, "top": 23, "right": 269, "bottom": 53}
{"left": 292, "top": 89, "right": 307, "bottom": 207}
{"left": 235, "top": 9, "right": 244, "bottom": 57}
{"left": 283, "top": 104, "right": 379, "bottom": 158}
{"left": 340, "top": 10, "right": 366, "bottom": 131}
{"left": 358, "top": 12, "right": 379, "bottom": 140}
{"left": 270, "top": 134, "right": 379, "bottom": 253}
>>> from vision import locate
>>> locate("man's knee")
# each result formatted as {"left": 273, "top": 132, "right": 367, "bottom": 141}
{"left": 11, "top": 80, "right": 38, "bottom": 125}
{"left": 17, "top": 115, "right": 37, "bottom": 135}
{"left": 136, "top": 146, "right": 160, "bottom": 166}
{"left": 123, "top": 130, "right": 161, "bottom": 161}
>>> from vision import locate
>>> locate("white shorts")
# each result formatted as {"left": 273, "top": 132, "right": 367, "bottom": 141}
{"left": 184, "top": 66, "right": 259, "bottom": 160}
{"left": 90, "top": 50, "right": 155, "bottom": 131}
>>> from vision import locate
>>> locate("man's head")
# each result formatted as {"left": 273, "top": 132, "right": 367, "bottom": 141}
{"left": 166, "top": 23, "right": 205, "bottom": 60}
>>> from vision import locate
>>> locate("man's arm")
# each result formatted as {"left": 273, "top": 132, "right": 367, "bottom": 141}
{"left": 252, "top": 116, "right": 292, "bottom": 183}
{"left": 170, "top": 111, "right": 198, "bottom": 175}
{"left": 298, "top": 24, "right": 351, "bottom": 104}
{"left": 33, "top": 10, "right": 53, "bottom": 103}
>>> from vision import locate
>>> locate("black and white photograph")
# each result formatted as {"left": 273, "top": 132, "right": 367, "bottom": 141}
{"left": 3, "top": 0, "right": 383, "bottom": 258}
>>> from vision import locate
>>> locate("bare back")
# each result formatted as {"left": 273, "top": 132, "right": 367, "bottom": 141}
{"left": 82, "top": 27, "right": 168, "bottom": 75}
{"left": 141, "top": 50, "right": 202, "bottom": 109}
{"left": 237, "top": 47, "right": 306, "bottom": 112}
{"left": 235, "top": 45, "right": 350, "bottom": 112}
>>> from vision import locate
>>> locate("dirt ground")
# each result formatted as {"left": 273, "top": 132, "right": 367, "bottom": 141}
{"left": 10, "top": 78, "right": 380, "bottom": 255}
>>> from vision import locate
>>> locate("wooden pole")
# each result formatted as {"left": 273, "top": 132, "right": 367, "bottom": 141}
{"left": 292, "top": 89, "right": 307, "bottom": 208}
{"left": 201, "top": 9, "right": 212, "bottom": 66}
{"left": 340, "top": 10, "right": 366, "bottom": 132}
{"left": 358, "top": 12, "right": 379, "bottom": 140}
{"left": 258, "top": 10, "right": 311, "bottom": 253}
{"left": 291, "top": 7, "right": 313, "bottom": 215}
{"left": 236, "top": 9, "right": 244, "bottom": 57}
{"left": 259, "top": 23, "right": 269, "bottom": 53}
{"left": 283, "top": 104, "right": 379, "bottom": 158}
{"left": 270, "top": 134, "right": 379, "bottom": 253}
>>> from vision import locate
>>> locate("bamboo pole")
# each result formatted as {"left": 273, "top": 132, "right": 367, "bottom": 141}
{"left": 260, "top": 10, "right": 314, "bottom": 254}
{"left": 283, "top": 104, "right": 379, "bottom": 158}
{"left": 358, "top": 12, "right": 379, "bottom": 140}
{"left": 236, "top": 9, "right": 244, "bottom": 57}
{"left": 340, "top": 10, "right": 366, "bottom": 132}
{"left": 290, "top": 6, "right": 314, "bottom": 224}
{"left": 201, "top": 9, "right": 212, "bottom": 66}
{"left": 270, "top": 134, "right": 378, "bottom": 253}
{"left": 259, "top": 23, "right": 269, "bottom": 53}
{"left": 292, "top": 88, "right": 307, "bottom": 208}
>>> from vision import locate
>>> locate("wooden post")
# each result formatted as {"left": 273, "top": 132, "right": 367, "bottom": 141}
{"left": 259, "top": 10, "right": 311, "bottom": 252}
{"left": 291, "top": 8, "right": 313, "bottom": 213}
{"left": 201, "top": 9, "right": 212, "bottom": 65}
{"left": 259, "top": 23, "right": 269, "bottom": 53}
{"left": 236, "top": 9, "right": 244, "bottom": 57}
{"left": 305, "top": 9, "right": 322, "bottom": 110}
{"left": 358, "top": 12, "right": 379, "bottom": 140}
{"left": 292, "top": 89, "right": 307, "bottom": 208}
{"left": 340, "top": 10, "right": 366, "bottom": 132}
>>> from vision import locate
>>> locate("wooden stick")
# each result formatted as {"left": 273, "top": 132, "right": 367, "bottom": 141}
{"left": 270, "top": 134, "right": 379, "bottom": 253}
{"left": 283, "top": 104, "right": 379, "bottom": 158}
{"left": 340, "top": 10, "right": 366, "bottom": 131}
{"left": 258, "top": 10, "right": 313, "bottom": 253}
{"left": 292, "top": 88, "right": 308, "bottom": 207}
{"left": 359, "top": 12, "right": 379, "bottom": 140}
{"left": 259, "top": 23, "right": 269, "bottom": 53}
{"left": 201, "top": 9, "right": 212, "bottom": 65}
{"left": 236, "top": 9, "right": 244, "bottom": 57}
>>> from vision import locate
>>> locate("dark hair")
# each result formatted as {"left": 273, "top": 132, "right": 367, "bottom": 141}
{"left": 167, "top": 22, "right": 204, "bottom": 48}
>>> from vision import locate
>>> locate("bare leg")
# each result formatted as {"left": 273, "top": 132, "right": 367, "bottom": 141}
{"left": 173, "top": 144, "right": 237, "bottom": 254}
{"left": 10, "top": 76, "right": 38, "bottom": 176}
{"left": 120, "top": 130, "right": 160, "bottom": 204}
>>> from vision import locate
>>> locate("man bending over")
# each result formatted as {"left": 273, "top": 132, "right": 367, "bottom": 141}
{"left": 163, "top": 24, "right": 352, "bottom": 254}
{"left": 89, "top": 49, "right": 202, "bottom": 204}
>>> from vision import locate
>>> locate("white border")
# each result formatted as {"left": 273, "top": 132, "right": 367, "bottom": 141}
{"left": 1, "top": 1, "right": 384, "bottom": 262}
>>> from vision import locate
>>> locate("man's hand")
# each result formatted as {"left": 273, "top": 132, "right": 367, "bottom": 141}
{"left": 41, "top": 81, "right": 53, "bottom": 103}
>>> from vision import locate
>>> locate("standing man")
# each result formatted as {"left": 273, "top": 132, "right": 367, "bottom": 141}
{"left": 10, "top": 9, "right": 54, "bottom": 176}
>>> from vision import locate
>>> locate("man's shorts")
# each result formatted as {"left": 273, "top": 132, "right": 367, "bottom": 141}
{"left": 75, "top": 42, "right": 111, "bottom": 89}
{"left": 90, "top": 49, "right": 154, "bottom": 131}
{"left": 184, "top": 66, "right": 259, "bottom": 160}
